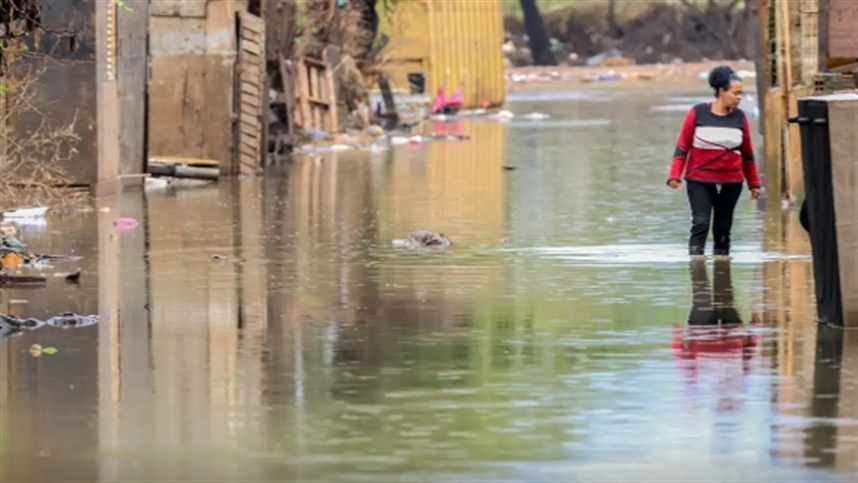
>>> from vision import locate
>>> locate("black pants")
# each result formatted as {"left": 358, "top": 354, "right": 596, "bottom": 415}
{"left": 686, "top": 180, "right": 743, "bottom": 255}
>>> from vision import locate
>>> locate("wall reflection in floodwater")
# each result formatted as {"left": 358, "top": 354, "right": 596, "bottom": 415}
{"left": 2, "top": 92, "right": 857, "bottom": 482}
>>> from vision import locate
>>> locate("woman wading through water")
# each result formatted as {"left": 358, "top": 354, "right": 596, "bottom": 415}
{"left": 667, "top": 66, "right": 762, "bottom": 257}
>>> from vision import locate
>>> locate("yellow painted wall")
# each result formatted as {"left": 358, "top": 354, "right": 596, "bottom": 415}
{"left": 377, "top": 0, "right": 506, "bottom": 108}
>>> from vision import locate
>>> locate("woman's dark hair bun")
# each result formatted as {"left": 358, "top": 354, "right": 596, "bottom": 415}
{"left": 708, "top": 65, "right": 740, "bottom": 97}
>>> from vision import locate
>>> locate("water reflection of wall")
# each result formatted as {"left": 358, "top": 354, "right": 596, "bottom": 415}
{"left": 129, "top": 183, "right": 270, "bottom": 480}
{"left": 756, "top": 206, "right": 858, "bottom": 471}
{"left": 375, "top": 121, "right": 506, "bottom": 245}
{"left": 0, "top": 212, "right": 101, "bottom": 482}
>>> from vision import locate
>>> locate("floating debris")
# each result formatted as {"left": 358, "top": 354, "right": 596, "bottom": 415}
{"left": 0, "top": 273, "right": 47, "bottom": 287}
{"left": 54, "top": 270, "right": 82, "bottom": 283}
{"left": 0, "top": 313, "right": 99, "bottom": 338}
{"left": 113, "top": 217, "right": 139, "bottom": 231}
{"left": 522, "top": 112, "right": 551, "bottom": 121}
{"left": 29, "top": 344, "right": 58, "bottom": 357}
{"left": 1, "top": 206, "right": 48, "bottom": 220}
{"left": 392, "top": 230, "right": 452, "bottom": 249}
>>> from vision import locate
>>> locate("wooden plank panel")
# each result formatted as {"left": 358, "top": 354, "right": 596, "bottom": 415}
{"left": 240, "top": 114, "right": 260, "bottom": 129}
{"left": 240, "top": 103, "right": 259, "bottom": 117}
{"left": 149, "top": 55, "right": 235, "bottom": 163}
{"left": 241, "top": 83, "right": 261, "bottom": 98}
{"left": 239, "top": 142, "right": 257, "bottom": 155}
{"left": 240, "top": 13, "right": 264, "bottom": 34}
{"left": 322, "top": 46, "right": 340, "bottom": 132}
{"left": 241, "top": 41, "right": 262, "bottom": 56}
{"left": 150, "top": 0, "right": 207, "bottom": 18}
{"left": 239, "top": 64, "right": 262, "bottom": 79}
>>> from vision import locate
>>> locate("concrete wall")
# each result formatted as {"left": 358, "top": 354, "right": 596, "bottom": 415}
{"left": 827, "top": 93, "right": 858, "bottom": 328}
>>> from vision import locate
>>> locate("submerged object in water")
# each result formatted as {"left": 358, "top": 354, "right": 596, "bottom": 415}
{"left": 392, "top": 230, "right": 452, "bottom": 248}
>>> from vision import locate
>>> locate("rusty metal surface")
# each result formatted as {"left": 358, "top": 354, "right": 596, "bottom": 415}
{"left": 828, "top": 0, "right": 858, "bottom": 59}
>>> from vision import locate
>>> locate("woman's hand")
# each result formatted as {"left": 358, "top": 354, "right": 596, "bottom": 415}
{"left": 750, "top": 188, "right": 760, "bottom": 199}
{"left": 667, "top": 179, "right": 681, "bottom": 189}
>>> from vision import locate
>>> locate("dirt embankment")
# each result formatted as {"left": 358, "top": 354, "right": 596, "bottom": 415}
{"left": 505, "top": 2, "right": 755, "bottom": 66}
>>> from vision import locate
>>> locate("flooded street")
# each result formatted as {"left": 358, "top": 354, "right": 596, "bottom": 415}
{"left": 2, "top": 86, "right": 857, "bottom": 482}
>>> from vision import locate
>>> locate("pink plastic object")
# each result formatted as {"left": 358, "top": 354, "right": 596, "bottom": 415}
{"left": 431, "top": 88, "right": 448, "bottom": 114}
{"left": 113, "top": 217, "right": 139, "bottom": 231}
{"left": 446, "top": 88, "right": 463, "bottom": 107}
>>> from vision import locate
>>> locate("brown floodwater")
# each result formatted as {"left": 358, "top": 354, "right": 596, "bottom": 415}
{"left": 1, "top": 86, "right": 856, "bottom": 482}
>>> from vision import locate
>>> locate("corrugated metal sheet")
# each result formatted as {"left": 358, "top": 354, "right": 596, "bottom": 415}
{"left": 377, "top": 0, "right": 505, "bottom": 109}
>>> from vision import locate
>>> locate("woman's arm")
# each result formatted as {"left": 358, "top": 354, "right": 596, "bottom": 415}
{"left": 740, "top": 115, "right": 762, "bottom": 190}
{"left": 667, "top": 107, "right": 697, "bottom": 184}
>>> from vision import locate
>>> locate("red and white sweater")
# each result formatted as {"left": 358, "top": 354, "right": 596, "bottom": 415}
{"left": 668, "top": 103, "right": 762, "bottom": 189}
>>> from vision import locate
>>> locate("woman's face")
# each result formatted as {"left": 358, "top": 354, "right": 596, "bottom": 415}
{"left": 720, "top": 80, "right": 743, "bottom": 108}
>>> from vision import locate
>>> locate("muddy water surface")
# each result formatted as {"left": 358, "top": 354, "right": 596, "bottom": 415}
{"left": 2, "top": 86, "right": 856, "bottom": 482}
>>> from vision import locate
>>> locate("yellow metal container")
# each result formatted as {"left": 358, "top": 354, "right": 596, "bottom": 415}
{"left": 376, "top": 0, "right": 506, "bottom": 109}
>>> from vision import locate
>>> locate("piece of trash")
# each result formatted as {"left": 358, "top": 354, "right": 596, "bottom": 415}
{"left": 113, "top": 217, "right": 138, "bottom": 231}
{"left": 523, "top": 112, "right": 550, "bottom": 121}
{"left": 99, "top": 207, "right": 110, "bottom": 213}
{"left": 29, "top": 344, "right": 57, "bottom": 357}
{"left": 0, "top": 273, "right": 47, "bottom": 286}
{"left": 9, "top": 299, "right": 28, "bottom": 305}
{"left": 1, "top": 223, "right": 19, "bottom": 238}
{"left": 502, "top": 166, "right": 517, "bottom": 171}
{"left": 211, "top": 254, "right": 227, "bottom": 262}
{"left": 606, "top": 216, "right": 617, "bottom": 223}
{"left": 392, "top": 230, "right": 452, "bottom": 249}
{"left": 2, "top": 206, "right": 48, "bottom": 219}
{"left": 1, "top": 252, "right": 25, "bottom": 268}
{"left": 55, "top": 270, "right": 81, "bottom": 282}
{"left": 46, "top": 313, "right": 98, "bottom": 329}
{"left": 145, "top": 177, "right": 170, "bottom": 189}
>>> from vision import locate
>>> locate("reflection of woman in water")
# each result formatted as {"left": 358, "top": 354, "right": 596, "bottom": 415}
{"left": 672, "top": 260, "right": 761, "bottom": 413}
{"left": 672, "top": 260, "right": 759, "bottom": 359}
{"left": 667, "top": 66, "right": 762, "bottom": 257}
